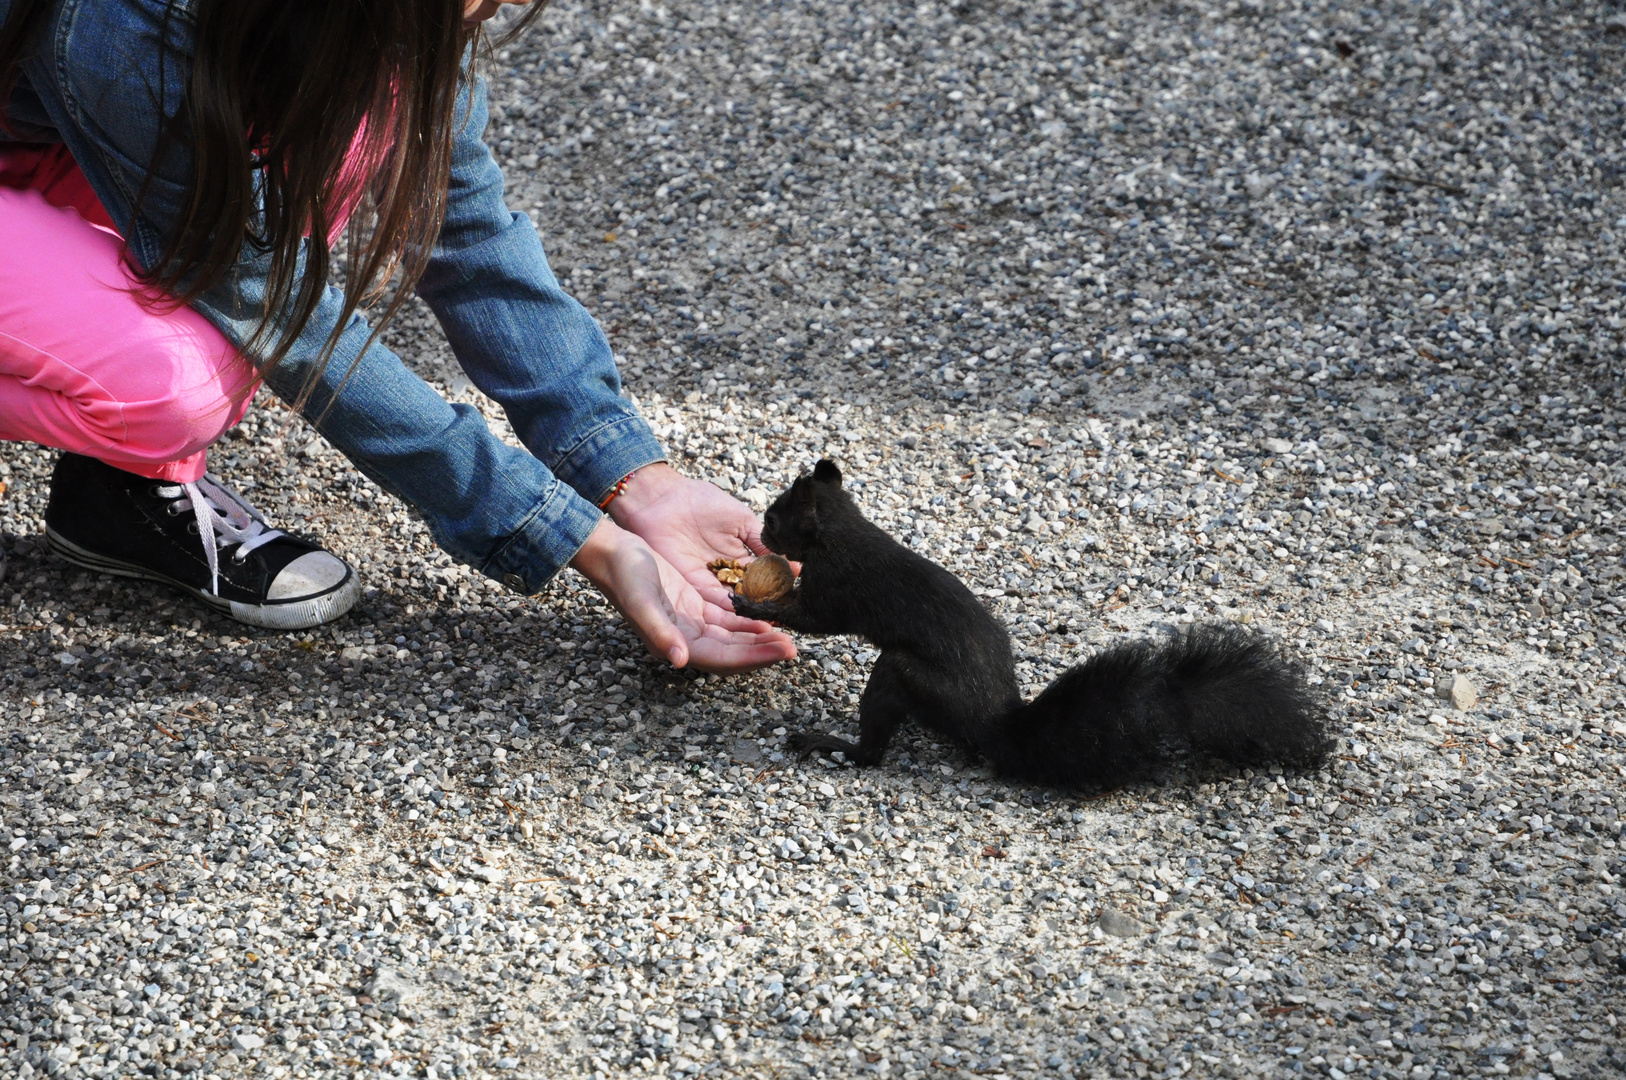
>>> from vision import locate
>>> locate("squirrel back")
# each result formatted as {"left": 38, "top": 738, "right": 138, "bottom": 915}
{"left": 735, "top": 460, "right": 1330, "bottom": 788}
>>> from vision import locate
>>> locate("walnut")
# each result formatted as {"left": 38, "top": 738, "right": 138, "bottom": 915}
{"left": 707, "top": 558, "right": 746, "bottom": 587}
{"left": 708, "top": 554, "right": 794, "bottom": 602}
{"left": 738, "top": 553, "right": 794, "bottom": 602}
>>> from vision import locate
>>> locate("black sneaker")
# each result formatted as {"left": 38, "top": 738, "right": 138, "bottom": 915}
{"left": 44, "top": 453, "right": 361, "bottom": 630}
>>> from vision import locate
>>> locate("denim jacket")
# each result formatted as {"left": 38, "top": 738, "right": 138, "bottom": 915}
{"left": 1, "top": 0, "right": 665, "bottom": 592}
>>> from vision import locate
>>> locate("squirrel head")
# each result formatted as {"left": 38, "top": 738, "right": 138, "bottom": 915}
{"left": 760, "top": 459, "right": 843, "bottom": 560}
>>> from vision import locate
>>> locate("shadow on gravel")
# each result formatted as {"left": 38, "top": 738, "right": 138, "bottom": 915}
{"left": 5, "top": 0, "right": 1626, "bottom": 1072}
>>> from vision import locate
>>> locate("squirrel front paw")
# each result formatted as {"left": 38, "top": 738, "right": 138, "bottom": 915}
{"left": 729, "top": 594, "right": 779, "bottom": 622}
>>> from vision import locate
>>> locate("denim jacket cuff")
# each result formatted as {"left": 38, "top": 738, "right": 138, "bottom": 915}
{"left": 481, "top": 478, "right": 603, "bottom": 595}
{"left": 549, "top": 413, "right": 668, "bottom": 506}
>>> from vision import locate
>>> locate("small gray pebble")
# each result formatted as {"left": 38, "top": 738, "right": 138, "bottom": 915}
{"left": 1099, "top": 909, "right": 1144, "bottom": 938}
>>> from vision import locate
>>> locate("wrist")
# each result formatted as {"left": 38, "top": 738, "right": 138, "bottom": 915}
{"left": 606, "top": 461, "right": 682, "bottom": 525}
{"left": 568, "top": 516, "right": 630, "bottom": 586}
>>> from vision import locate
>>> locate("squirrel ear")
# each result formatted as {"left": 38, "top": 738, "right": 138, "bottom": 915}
{"left": 786, "top": 476, "right": 816, "bottom": 508}
{"left": 812, "top": 459, "right": 843, "bottom": 486}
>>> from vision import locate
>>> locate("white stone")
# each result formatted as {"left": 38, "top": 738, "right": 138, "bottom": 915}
{"left": 1437, "top": 673, "right": 1477, "bottom": 711}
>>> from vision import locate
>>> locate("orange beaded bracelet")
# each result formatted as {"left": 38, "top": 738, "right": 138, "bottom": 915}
{"left": 597, "top": 473, "right": 632, "bottom": 510}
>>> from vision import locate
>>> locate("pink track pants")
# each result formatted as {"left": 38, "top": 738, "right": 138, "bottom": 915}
{"left": 0, "top": 144, "right": 259, "bottom": 483}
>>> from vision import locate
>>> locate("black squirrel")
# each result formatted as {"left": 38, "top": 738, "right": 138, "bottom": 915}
{"left": 731, "top": 460, "right": 1330, "bottom": 789}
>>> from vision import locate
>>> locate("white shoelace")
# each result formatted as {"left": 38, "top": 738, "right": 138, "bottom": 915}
{"left": 155, "top": 475, "right": 286, "bottom": 597}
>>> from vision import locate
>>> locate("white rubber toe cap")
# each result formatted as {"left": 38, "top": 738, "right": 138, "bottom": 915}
{"left": 268, "top": 551, "right": 352, "bottom": 601}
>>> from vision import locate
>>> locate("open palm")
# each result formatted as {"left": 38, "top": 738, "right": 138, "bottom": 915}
{"left": 605, "top": 465, "right": 797, "bottom": 673}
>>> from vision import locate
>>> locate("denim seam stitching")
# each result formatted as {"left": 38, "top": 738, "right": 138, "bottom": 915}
{"left": 51, "top": 0, "right": 157, "bottom": 264}
{"left": 480, "top": 481, "right": 596, "bottom": 591}
{"left": 551, "top": 414, "right": 663, "bottom": 500}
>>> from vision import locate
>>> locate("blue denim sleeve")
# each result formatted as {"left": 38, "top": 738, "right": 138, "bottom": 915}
{"left": 12, "top": 1, "right": 654, "bottom": 593}
{"left": 191, "top": 265, "right": 606, "bottom": 596}
{"left": 416, "top": 75, "right": 666, "bottom": 506}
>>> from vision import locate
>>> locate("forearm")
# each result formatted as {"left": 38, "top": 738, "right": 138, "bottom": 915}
{"left": 190, "top": 273, "right": 603, "bottom": 594}
{"left": 415, "top": 73, "right": 665, "bottom": 506}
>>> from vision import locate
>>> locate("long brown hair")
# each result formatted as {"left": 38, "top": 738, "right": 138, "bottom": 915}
{"left": 0, "top": 0, "right": 543, "bottom": 407}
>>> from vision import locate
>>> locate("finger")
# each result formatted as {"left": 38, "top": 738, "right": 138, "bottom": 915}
{"left": 683, "top": 570, "right": 738, "bottom": 608}
{"left": 634, "top": 617, "right": 689, "bottom": 668}
{"left": 699, "top": 626, "right": 798, "bottom": 663}
{"left": 614, "top": 579, "right": 691, "bottom": 667}
{"left": 694, "top": 621, "right": 795, "bottom": 648}
{"left": 702, "top": 602, "right": 782, "bottom": 635}
{"left": 686, "top": 636, "right": 798, "bottom": 675}
{"left": 693, "top": 583, "right": 736, "bottom": 609}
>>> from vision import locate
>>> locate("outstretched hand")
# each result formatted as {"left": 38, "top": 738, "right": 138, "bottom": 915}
{"left": 569, "top": 463, "right": 796, "bottom": 674}
{"left": 608, "top": 464, "right": 782, "bottom": 605}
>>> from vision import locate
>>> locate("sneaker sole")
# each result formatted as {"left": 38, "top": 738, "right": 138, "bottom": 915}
{"left": 46, "top": 528, "right": 362, "bottom": 631}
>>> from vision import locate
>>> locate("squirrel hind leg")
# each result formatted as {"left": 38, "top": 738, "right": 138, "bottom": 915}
{"left": 791, "top": 654, "right": 913, "bottom": 768}
{"left": 788, "top": 731, "right": 871, "bottom": 763}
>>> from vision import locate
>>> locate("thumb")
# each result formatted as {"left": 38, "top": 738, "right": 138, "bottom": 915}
{"left": 620, "top": 576, "right": 690, "bottom": 668}
{"left": 631, "top": 607, "right": 689, "bottom": 669}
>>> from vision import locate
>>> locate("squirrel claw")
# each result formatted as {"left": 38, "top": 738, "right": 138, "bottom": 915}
{"left": 788, "top": 731, "right": 860, "bottom": 761}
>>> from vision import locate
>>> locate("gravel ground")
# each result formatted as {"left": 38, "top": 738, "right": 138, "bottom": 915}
{"left": 3, "top": 0, "right": 1626, "bottom": 1077}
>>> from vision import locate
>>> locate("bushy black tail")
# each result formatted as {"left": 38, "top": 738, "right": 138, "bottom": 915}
{"left": 986, "top": 623, "right": 1330, "bottom": 790}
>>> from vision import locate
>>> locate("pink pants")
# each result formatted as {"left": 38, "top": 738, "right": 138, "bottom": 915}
{"left": 0, "top": 145, "right": 258, "bottom": 483}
